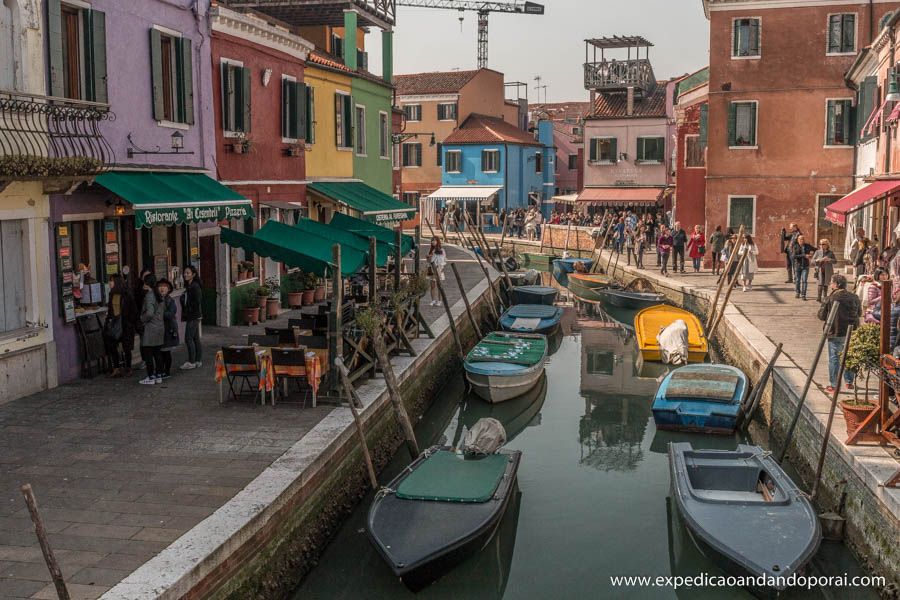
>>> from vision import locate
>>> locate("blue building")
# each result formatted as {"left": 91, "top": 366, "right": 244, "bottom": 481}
{"left": 430, "top": 115, "right": 555, "bottom": 228}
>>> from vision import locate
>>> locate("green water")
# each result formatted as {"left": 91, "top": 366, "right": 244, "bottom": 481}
{"left": 292, "top": 305, "right": 879, "bottom": 599}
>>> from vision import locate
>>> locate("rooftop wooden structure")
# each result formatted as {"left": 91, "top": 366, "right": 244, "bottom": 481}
{"left": 584, "top": 35, "right": 656, "bottom": 98}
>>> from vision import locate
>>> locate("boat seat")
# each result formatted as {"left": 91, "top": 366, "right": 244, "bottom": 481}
{"left": 396, "top": 451, "right": 510, "bottom": 503}
{"left": 691, "top": 489, "right": 769, "bottom": 502}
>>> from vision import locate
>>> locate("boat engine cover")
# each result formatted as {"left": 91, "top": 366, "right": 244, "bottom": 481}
{"left": 464, "top": 418, "right": 507, "bottom": 455}
{"left": 658, "top": 319, "right": 689, "bottom": 365}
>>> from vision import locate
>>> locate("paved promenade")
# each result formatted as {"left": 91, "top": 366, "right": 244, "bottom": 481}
{"left": 0, "top": 246, "right": 485, "bottom": 600}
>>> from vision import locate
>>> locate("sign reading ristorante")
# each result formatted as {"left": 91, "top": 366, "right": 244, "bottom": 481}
{"left": 135, "top": 204, "right": 254, "bottom": 228}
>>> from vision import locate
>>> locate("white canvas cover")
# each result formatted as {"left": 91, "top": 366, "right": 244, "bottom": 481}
{"left": 464, "top": 418, "right": 507, "bottom": 455}
{"left": 657, "top": 319, "right": 689, "bottom": 365}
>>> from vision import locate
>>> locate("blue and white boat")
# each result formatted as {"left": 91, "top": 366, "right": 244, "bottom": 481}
{"left": 499, "top": 304, "right": 563, "bottom": 335}
{"left": 652, "top": 364, "right": 749, "bottom": 434}
{"left": 552, "top": 257, "right": 594, "bottom": 286}
{"left": 464, "top": 332, "right": 548, "bottom": 404}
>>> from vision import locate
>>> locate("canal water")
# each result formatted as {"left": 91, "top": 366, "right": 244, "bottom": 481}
{"left": 293, "top": 303, "right": 878, "bottom": 599}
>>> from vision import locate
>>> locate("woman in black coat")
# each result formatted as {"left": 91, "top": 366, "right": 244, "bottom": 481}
{"left": 104, "top": 274, "right": 137, "bottom": 378}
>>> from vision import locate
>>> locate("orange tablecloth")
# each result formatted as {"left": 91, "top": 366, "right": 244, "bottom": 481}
{"left": 214, "top": 348, "right": 275, "bottom": 403}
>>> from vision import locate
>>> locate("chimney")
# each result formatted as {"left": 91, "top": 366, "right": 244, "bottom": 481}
{"left": 590, "top": 89, "right": 596, "bottom": 109}
{"left": 626, "top": 87, "right": 634, "bottom": 116}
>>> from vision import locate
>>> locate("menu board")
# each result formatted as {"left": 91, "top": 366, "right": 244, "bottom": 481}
{"left": 103, "top": 220, "right": 119, "bottom": 277}
{"left": 55, "top": 224, "right": 76, "bottom": 323}
{"left": 189, "top": 224, "right": 200, "bottom": 267}
{"left": 154, "top": 254, "right": 169, "bottom": 283}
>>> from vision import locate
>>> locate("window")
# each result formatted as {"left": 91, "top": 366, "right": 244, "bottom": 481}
{"left": 437, "top": 102, "right": 458, "bottom": 121}
{"left": 728, "top": 101, "right": 757, "bottom": 147}
{"left": 331, "top": 33, "right": 344, "bottom": 60}
{"left": 355, "top": 105, "right": 366, "bottom": 155}
{"left": 281, "top": 77, "right": 309, "bottom": 141}
{"left": 150, "top": 29, "right": 194, "bottom": 124}
{"left": 568, "top": 154, "right": 578, "bottom": 170}
{"left": 586, "top": 351, "right": 614, "bottom": 375}
{"left": 334, "top": 92, "right": 353, "bottom": 148}
{"left": 404, "top": 104, "right": 421, "bottom": 122}
{"left": 684, "top": 135, "right": 705, "bottom": 167}
{"left": 0, "top": 219, "right": 27, "bottom": 334}
{"left": 825, "top": 99, "right": 853, "bottom": 146}
{"left": 732, "top": 17, "right": 760, "bottom": 58}
{"left": 828, "top": 14, "right": 855, "bottom": 54}
{"left": 379, "top": 112, "right": 389, "bottom": 158}
{"left": 535, "top": 151, "right": 542, "bottom": 173}
{"left": 857, "top": 76, "right": 876, "bottom": 142}
{"left": 402, "top": 142, "right": 422, "bottom": 167}
{"left": 446, "top": 150, "right": 462, "bottom": 173}
{"left": 357, "top": 49, "right": 368, "bottom": 71}
{"left": 588, "top": 137, "right": 616, "bottom": 163}
{"left": 49, "top": 1, "right": 107, "bottom": 102}
{"left": 436, "top": 142, "right": 442, "bottom": 166}
{"left": 482, "top": 149, "right": 500, "bottom": 173}
{"left": 402, "top": 192, "right": 419, "bottom": 206}
{"left": 221, "top": 60, "right": 250, "bottom": 133}
{"left": 306, "top": 86, "right": 316, "bottom": 143}
{"left": 572, "top": 126, "right": 582, "bottom": 136}
{"left": 728, "top": 196, "right": 755, "bottom": 234}
{"left": 637, "top": 137, "right": 664, "bottom": 163}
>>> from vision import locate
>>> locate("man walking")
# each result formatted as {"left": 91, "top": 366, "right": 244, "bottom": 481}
{"left": 818, "top": 274, "right": 860, "bottom": 393}
{"left": 790, "top": 234, "right": 817, "bottom": 300}
{"left": 657, "top": 225, "right": 673, "bottom": 276}
{"left": 672, "top": 221, "right": 687, "bottom": 273}
{"left": 781, "top": 223, "right": 801, "bottom": 283}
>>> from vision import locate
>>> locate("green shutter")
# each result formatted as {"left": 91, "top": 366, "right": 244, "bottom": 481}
{"left": 637, "top": 137, "right": 645, "bottom": 161}
{"left": 335, "top": 93, "right": 343, "bottom": 146}
{"left": 281, "top": 79, "right": 289, "bottom": 137}
{"left": 727, "top": 102, "right": 736, "bottom": 146}
{"left": 749, "top": 103, "right": 757, "bottom": 145}
{"left": 48, "top": 0, "right": 64, "bottom": 97}
{"left": 416, "top": 143, "right": 422, "bottom": 166}
{"left": 343, "top": 94, "right": 353, "bottom": 147}
{"left": 84, "top": 9, "right": 107, "bottom": 103}
{"left": 733, "top": 19, "right": 739, "bottom": 55}
{"left": 844, "top": 100, "right": 854, "bottom": 145}
{"left": 221, "top": 65, "right": 231, "bottom": 130}
{"left": 826, "top": 100, "right": 836, "bottom": 145}
{"left": 843, "top": 14, "right": 855, "bottom": 52}
{"left": 306, "top": 86, "right": 315, "bottom": 143}
{"left": 437, "top": 142, "right": 442, "bottom": 166}
{"left": 589, "top": 138, "right": 597, "bottom": 161}
{"left": 482, "top": 150, "right": 488, "bottom": 171}
{"left": 297, "top": 82, "right": 308, "bottom": 142}
{"left": 860, "top": 76, "right": 876, "bottom": 140}
{"left": 240, "top": 66, "right": 251, "bottom": 133}
{"left": 699, "top": 104, "right": 708, "bottom": 147}
{"left": 150, "top": 29, "right": 164, "bottom": 120}
{"left": 287, "top": 80, "right": 298, "bottom": 138}
{"left": 610, "top": 138, "right": 617, "bottom": 163}
{"left": 178, "top": 37, "right": 194, "bottom": 125}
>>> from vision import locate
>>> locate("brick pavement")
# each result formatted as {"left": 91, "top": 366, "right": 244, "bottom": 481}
{"left": 0, "top": 246, "right": 487, "bottom": 600}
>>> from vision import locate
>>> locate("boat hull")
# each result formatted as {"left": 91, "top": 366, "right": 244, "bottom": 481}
{"left": 519, "top": 252, "right": 556, "bottom": 267}
{"left": 566, "top": 274, "right": 613, "bottom": 302}
{"left": 465, "top": 364, "right": 546, "bottom": 403}
{"left": 499, "top": 305, "right": 562, "bottom": 335}
{"left": 601, "top": 289, "right": 666, "bottom": 310}
{"left": 652, "top": 364, "right": 748, "bottom": 434}
{"left": 510, "top": 286, "right": 557, "bottom": 306}
{"left": 635, "top": 306, "right": 708, "bottom": 364}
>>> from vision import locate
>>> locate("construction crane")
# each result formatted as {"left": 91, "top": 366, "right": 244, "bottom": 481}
{"left": 396, "top": 1, "right": 545, "bottom": 68}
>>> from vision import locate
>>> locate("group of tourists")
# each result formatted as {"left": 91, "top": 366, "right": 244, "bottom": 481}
{"left": 102, "top": 265, "right": 204, "bottom": 386}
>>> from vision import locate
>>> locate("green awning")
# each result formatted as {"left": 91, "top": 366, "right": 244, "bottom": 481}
{"left": 329, "top": 212, "right": 415, "bottom": 255}
{"left": 221, "top": 220, "right": 365, "bottom": 277}
{"left": 294, "top": 217, "right": 391, "bottom": 266}
{"left": 95, "top": 172, "right": 254, "bottom": 228}
{"left": 309, "top": 181, "right": 417, "bottom": 226}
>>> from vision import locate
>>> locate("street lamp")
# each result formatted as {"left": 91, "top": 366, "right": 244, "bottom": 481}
{"left": 170, "top": 130, "right": 184, "bottom": 150}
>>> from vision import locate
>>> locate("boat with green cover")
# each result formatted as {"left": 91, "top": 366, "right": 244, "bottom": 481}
{"left": 464, "top": 332, "right": 548, "bottom": 403}
{"left": 566, "top": 273, "right": 615, "bottom": 302}
{"left": 519, "top": 251, "right": 557, "bottom": 267}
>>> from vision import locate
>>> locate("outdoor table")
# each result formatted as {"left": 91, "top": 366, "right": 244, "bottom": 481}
{"left": 214, "top": 347, "right": 275, "bottom": 405}
{"left": 271, "top": 350, "right": 322, "bottom": 407}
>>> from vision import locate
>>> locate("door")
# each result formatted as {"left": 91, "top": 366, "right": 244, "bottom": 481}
{"left": 199, "top": 235, "right": 218, "bottom": 326}
{"left": 817, "top": 195, "right": 845, "bottom": 263}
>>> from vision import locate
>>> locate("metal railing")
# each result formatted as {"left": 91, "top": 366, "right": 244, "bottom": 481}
{"left": 583, "top": 59, "right": 655, "bottom": 94}
{"left": 0, "top": 89, "right": 114, "bottom": 179}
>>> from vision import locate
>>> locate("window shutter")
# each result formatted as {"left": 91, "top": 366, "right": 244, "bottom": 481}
{"left": 297, "top": 82, "right": 308, "bottom": 142}
{"left": 221, "top": 65, "right": 231, "bottom": 130}
{"left": 437, "top": 142, "right": 442, "bottom": 166}
{"left": 178, "top": 37, "right": 194, "bottom": 125}
{"left": 482, "top": 150, "right": 488, "bottom": 171}
{"left": 843, "top": 14, "right": 855, "bottom": 52}
{"left": 826, "top": 101, "right": 835, "bottom": 145}
{"left": 281, "top": 79, "right": 289, "bottom": 138}
{"left": 48, "top": 0, "right": 64, "bottom": 97}
{"left": 749, "top": 103, "right": 757, "bottom": 144}
{"left": 306, "top": 86, "right": 315, "bottom": 143}
{"left": 150, "top": 29, "right": 164, "bottom": 119}
{"left": 610, "top": 138, "right": 617, "bottom": 163}
{"left": 859, "top": 76, "right": 876, "bottom": 140}
{"left": 589, "top": 139, "right": 598, "bottom": 162}
{"left": 844, "top": 101, "right": 854, "bottom": 145}
{"left": 727, "top": 102, "right": 736, "bottom": 146}
{"left": 637, "top": 137, "right": 645, "bottom": 161}
{"left": 335, "top": 93, "right": 343, "bottom": 146}
{"left": 749, "top": 20, "right": 759, "bottom": 55}
{"left": 699, "top": 104, "right": 708, "bottom": 148}
{"left": 240, "top": 66, "right": 251, "bottom": 132}
{"left": 732, "top": 19, "right": 739, "bottom": 55}
{"left": 416, "top": 143, "right": 422, "bottom": 166}
{"left": 84, "top": 9, "right": 107, "bottom": 103}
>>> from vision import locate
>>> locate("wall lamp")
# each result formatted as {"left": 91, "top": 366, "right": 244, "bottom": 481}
{"left": 127, "top": 131, "right": 194, "bottom": 158}
{"left": 392, "top": 132, "right": 436, "bottom": 146}
{"left": 887, "top": 71, "right": 900, "bottom": 102}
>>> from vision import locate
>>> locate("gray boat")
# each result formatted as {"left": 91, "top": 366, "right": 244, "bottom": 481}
{"left": 668, "top": 442, "right": 821, "bottom": 598}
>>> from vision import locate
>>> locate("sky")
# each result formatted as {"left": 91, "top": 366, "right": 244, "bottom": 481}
{"left": 365, "top": 0, "right": 711, "bottom": 103}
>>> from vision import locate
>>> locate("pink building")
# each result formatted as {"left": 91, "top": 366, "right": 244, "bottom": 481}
{"left": 531, "top": 101, "right": 591, "bottom": 197}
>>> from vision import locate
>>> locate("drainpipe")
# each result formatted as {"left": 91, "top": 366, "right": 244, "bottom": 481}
{"left": 504, "top": 144, "right": 509, "bottom": 212}
{"left": 870, "top": 0, "right": 874, "bottom": 44}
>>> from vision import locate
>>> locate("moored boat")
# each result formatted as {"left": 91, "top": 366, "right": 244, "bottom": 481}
{"left": 499, "top": 304, "right": 563, "bottom": 335}
{"left": 566, "top": 273, "right": 614, "bottom": 302}
{"left": 464, "top": 332, "right": 548, "bottom": 403}
{"left": 506, "top": 269, "right": 540, "bottom": 287}
{"left": 552, "top": 257, "right": 594, "bottom": 286}
{"left": 510, "top": 285, "right": 557, "bottom": 306}
{"left": 367, "top": 445, "right": 522, "bottom": 591}
{"left": 460, "top": 373, "right": 547, "bottom": 443}
{"left": 600, "top": 288, "right": 666, "bottom": 310}
{"left": 635, "top": 305, "right": 708, "bottom": 363}
{"left": 668, "top": 442, "right": 821, "bottom": 597}
{"left": 519, "top": 251, "right": 557, "bottom": 268}
{"left": 652, "top": 364, "right": 749, "bottom": 434}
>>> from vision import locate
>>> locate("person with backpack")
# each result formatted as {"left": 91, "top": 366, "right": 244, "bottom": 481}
{"left": 672, "top": 222, "right": 688, "bottom": 273}
{"left": 818, "top": 274, "right": 860, "bottom": 393}
{"left": 158, "top": 279, "right": 179, "bottom": 379}
{"left": 138, "top": 273, "right": 165, "bottom": 385}
{"left": 708, "top": 225, "right": 726, "bottom": 275}
{"left": 103, "top": 274, "right": 137, "bottom": 378}
{"left": 180, "top": 264, "right": 203, "bottom": 370}
{"left": 657, "top": 225, "right": 673, "bottom": 276}
{"left": 812, "top": 238, "right": 836, "bottom": 303}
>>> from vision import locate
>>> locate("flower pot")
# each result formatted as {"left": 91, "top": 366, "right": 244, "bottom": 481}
{"left": 314, "top": 284, "right": 326, "bottom": 302}
{"left": 266, "top": 297, "right": 280, "bottom": 319}
{"left": 241, "top": 306, "right": 260, "bottom": 325}
{"left": 287, "top": 291, "right": 304, "bottom": 308}
{"left": 839, "top": 401, "right": 878, "bottom": 434}
{"left": 302, "top": 289, "right": 316, "bottom": 305}
{"left": 257, "top": 294, "right": 268, "bottom": 308}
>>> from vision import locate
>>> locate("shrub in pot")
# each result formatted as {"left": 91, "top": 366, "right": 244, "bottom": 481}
{"left": 286, "top": 271, "right": 305, "bottom": 308}
{"left": 265, "top": 277, "right": 281, "bottom": 318}
{"left": 301, "top": 271, "right": 318, "bottom": 305}
{"left": 242, "top": 306, "right": 260, "bottom": 325}
{"left": 314, "top": 275, "right": 327, "bottom": 302}
{"left": 841, "top": 323, "right": 880, "bottom": 433}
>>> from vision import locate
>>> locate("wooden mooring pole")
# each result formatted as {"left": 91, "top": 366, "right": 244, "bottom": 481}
{"left": 22, "top": 484, "right": 70, "bottom": 600}
{"left": 451, "top": 263, "right": 482, "bottom": 339}
{"left": 705, "top": 225, "right": 745, "bottom": 331}
{"left": 432, "top": 262, "right": 466, "bottom": 363}
{"left": 335, "top": 358, "right": 378, "bottom": 490}
{"left": 707, "top": 249, "right": 749, "bottom": 340}
{"left": 739, "top": 343, "right": 783, "bottom": 432}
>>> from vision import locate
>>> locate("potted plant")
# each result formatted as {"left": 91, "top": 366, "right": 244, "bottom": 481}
{"left": 233, "top": 133, "right": 252, "bottom": 155}
{"left": 301, "top": 271, "right": 318, "bottom": 306}
{"left": 256, "top": 285, "right": 269, "bottom": 322}
{"left": 286, "top": 143, "right": 304, "bottom": 157}
{"left": 314, "top": 275, "right": 327, "bottom": 302}
{"left": 241, "top": 296, "right": 261, "bottom": 325}
{"left": 286, "top": 271, "right": 305, "bottom": 308}
{"left": 265, "top": 276, "right": 281, "bottom": 318}
{"left": 841, "top": 323, "right": 880, "bottom": 433}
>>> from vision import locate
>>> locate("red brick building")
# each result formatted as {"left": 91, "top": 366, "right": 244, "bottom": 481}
{"left": 674, "top": 67, "right": 709, "bottom": 238}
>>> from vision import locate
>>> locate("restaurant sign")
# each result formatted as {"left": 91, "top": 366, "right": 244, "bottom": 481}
{"left": 367, "top": 209, "right": 417, "bottom": 226}
{"left": 134, "top": 203, "right": 255, "bottom": 228}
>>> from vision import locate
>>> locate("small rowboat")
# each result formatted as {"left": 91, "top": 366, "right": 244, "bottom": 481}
{"left": 367, "top": 446, "right": 522, "bottom": 591}
{"left": 464, "top": 332, "right": 548, "bottom": 403}
{"left": 566, "top": 273, "right": 614, "bottom": 302}
{"left": 669, "top": 442, "right": 821, "bottom": 597}
{"left": 552, "top": 257, "right": 595, "bottom": 286}
{"left": 519, "top": 252, "right": 557, "bottom": 268}
{"left": 653, "top": 364, "right": 749, "bottom": 434}
{"left": 499, "top": 304, "right": 563, "bottom": 335}
{"left": 506, "top": 269, "right": 540, "bottom": 287}
{"left": 510, "top": 285, "right": 557, "bottom": 306}
{"left": 600, "top": 288, "right": 666, "bottom": 310}
{"left": 635, "top": 305, "right": 708, "bottom": 363}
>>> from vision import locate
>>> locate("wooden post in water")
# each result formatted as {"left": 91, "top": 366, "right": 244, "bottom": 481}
{"left": 499, "top": 213, "right": 509, "bottom": 248}
{"left": 739, "top": 343, "right": 783, "bottom": 432}
{"left": 369, "top": 237, "right": 377, "bottom": 305}
{"left": 563, "top": 221, "right": 572, "bottom": 256}
{"left": 454, "top": 222, "right": 500, "bottom": 321}
{"left": 538, "top": 220, "right": 545, "bottom": 254}
{"left": 394, "top": 230, "right": 402, "bottom": 292}
{"left": 328, "top": 245, "right": 343, "bottom": 392}
{"left": 21, "top": 484, "right": 70, "bottom": 600}
{"left": 372, "top": 329, "right": 421, "bottom": 461}
{"left": 451, "top": 263, "right": 482, "bottom": 339}
{"left": 492, "top": 241, "right": 515, "bottom": 293}
{"left": 413, "top": 225, "right": 434, "bottom": 339}
{"left": 707, "top": 249, "right": 748, "bottom": 340}
{"left": 335, "top": 358, "right": 378, "bottom": 490}
{"left": 432, "top": 264, "right": 466, "bottom": 363}
{"left": 706, "top": 225, "right": 745, "bottom": 331}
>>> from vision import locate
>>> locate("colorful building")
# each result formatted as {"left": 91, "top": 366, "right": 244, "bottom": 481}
{"left": 530, "top": 101, "right": 591, "bottom": 200}
{"left": 673, "top": 67, "right": 709, "bottom": 239}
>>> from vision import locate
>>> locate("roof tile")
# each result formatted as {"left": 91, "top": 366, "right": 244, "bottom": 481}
{"left": 588, "top": 83, "right": 667, "bottom": 119}
{"left": 443, "top": 114, "right": 540, "bottom": 146}
{"left": 394, "top": 70, "right": 481, "bottom": 95}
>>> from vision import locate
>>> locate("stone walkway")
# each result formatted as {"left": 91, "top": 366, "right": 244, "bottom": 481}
{"left": 0, "top": 246, "right": 487, "bottom": 600}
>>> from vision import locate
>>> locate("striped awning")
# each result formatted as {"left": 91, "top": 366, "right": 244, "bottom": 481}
{"left": 576, "top": 187, "right": 664, "bottom": 207}
{"left": 427, "top": 186, "right": 502, "bottom": 202}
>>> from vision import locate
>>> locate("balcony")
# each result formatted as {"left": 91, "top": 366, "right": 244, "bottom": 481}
{"left": 583, "top": 59, "right": 656, "bottom": 96}
{"left": 217, "top": 0, "right": 395, "bottom": 29}
{"left": 0, "top": 90, "right": 114, "bottom": 193}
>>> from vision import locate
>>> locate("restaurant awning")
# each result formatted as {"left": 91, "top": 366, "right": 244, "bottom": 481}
{"left": 576, "top": 187, "right": 663, "bottom": 207}
{"left": 329, "top": 212, "right": 415, "bottom": 255}
{"left": 427, "top": 186, "right": 502, "bottom": 202}
{"left": 551, "top": 193, "right": 579, "bottom": 205}
{"left": 221, "top": 220, "right": 365, "bottom": 277}
{"left": 824, "top": 180, "right": 900, "bottom": 225}
{"left": 95, "top": 172, "right": 254, "bottom": 228}
{"left": 308, "top": 181, "right": 417, "bottom": 226}
{"left": 294, "top": 217, "right": 391, "bottom": 266}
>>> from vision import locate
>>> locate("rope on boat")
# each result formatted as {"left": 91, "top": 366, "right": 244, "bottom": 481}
{"left": 375, "top": 486, "right": 396, "bottom": 499}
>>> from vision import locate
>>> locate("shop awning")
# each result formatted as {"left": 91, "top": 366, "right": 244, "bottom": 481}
{"left": 427, "top": 186, "right": 502, "bottom": 202}
{"left": 95, "top": 172, "right": 254, "bottom": 228}
{"left": 825, "top": 180, "right": 900, "bottom": 225}
{"left": 329, "top": 212, "right": 415, "bottom": 255}
{"left": 576, "top": 187, "right": 663, "bottom": 207}
{"left": 221, "top": 221, "right": 365, "bottom": 277}
{"left": 294, "top": 217, "right": 392, "bottom": 266}
{"left": 308, "top": 181, "right": 417, "bottom": 226}
{"left": 550, "top": 193, "right": 579, "bottom": 205}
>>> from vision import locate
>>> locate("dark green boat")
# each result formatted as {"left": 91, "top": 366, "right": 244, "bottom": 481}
{"left": 519, "top": 252, "right": 558, "bottom": 268}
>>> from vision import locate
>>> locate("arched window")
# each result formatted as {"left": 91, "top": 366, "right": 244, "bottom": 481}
{"left": 0, "top": 0, "right": 19, "bottom": 91}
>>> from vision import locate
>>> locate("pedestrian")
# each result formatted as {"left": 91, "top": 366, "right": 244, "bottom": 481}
{"left": 657, "top": 225, "right": 673, "bottom": 276}
{"left": 179, "top": 264, "right": 203, "bottom": 370}
{"left": 781, "top": 223, "right": 802, "bottom": 283}
{"left": 812, "top": 239, "right": 836, "bottom": 303}
{"left": 723, "top": 232, "right": 739, "bottom": 285}
{"left": 848, "top": 226, "right": 867, "bottom": 277}
{"left": 790, "top": 234, "right": 816, "bottom": 300}
{"left": 138, "top": 273, "right": 165, "bottom": 385}
{"left": 426, "top": 237, "right": 447, "bottom": 306}
{"left": 525, "top": 209, "right": 537, "bottom": 241}
{"left": 818, "top": 273, "right": 860, "bottom": 393}
{"left": 103, "top": 274, "right": 137, "bottom": 378}
{"left": 686, "top": 225, "right": 706, "bottom": 272}
{"left": 672, "top": 221, "right": 687, "bottom": 273}
{"left": 158, "top": 279, "right": 179, "bottom": 379}
{"left": 737, "top": 234, "right": 759, "bottom": 291}
{"left": 635, "top": 225, "right": 647, "bottom": 268}
{"left": 865, "top": 268, "right": 890, "bottom": 323}
{"left": 515, "top": 209, "right": 525, "bottom": 238}
{"left": 624, "top": 225, "right": 636, "bottom": 266}
{"left": 709, "top": 225, "right": 725, "bottom": 275}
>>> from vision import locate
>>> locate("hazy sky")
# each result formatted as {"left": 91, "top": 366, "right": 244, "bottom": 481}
{"left": 364, "top": 0, "right": 710, "bottom": 103}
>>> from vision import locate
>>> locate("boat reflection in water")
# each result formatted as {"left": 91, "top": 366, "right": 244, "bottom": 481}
{"left": 455, "top": 373, "right": 548, "bottom": 447}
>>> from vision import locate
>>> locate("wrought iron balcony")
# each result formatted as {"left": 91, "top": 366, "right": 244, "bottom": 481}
{"left": 583, "top": 58, "right": 656, "bottom": 96}
{"left": 218, "top": 0, "right": 395, "bottom": 29}
{"left": 0, "top": 89, "right": 114, "bottom": 185}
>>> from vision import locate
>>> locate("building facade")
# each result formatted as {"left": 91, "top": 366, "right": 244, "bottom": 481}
{"left": 673, "top": 67, "right": 710, "bottom": 237}
{"left": 530, "top": 101, "right": 591, "bottom": 197}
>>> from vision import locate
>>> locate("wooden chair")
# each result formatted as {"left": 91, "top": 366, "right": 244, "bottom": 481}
{"left": 77, "top": 313, "right": 108, "bottom": 378}
{"left": 221, "top": 346, "right": 261, "bottom": 403}
{"left": 264, "top": 327, "right": 298, "bottom": 346}
{"left": 287, "top": 317, "right": 316, "bottom": 331}
{"left": 247, "top": 334, "right": 279, "bottom": 347}
{"left": 270, "top": 347, "right": 313, "bottom": 407}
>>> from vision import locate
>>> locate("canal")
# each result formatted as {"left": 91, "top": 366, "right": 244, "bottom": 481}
{"left": 293, "top": 303, "right": 879, "bottom": 599}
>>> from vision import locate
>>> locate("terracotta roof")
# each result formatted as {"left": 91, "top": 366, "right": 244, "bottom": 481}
{"left": 531, "top": 101, "right": 591, "bottom": 121}
{"left": 443, "top": 113, "right": 541, "bottom": 146}
{"left": 588, "top": 83, "right": 667, "bottom": 119}
{"left": 394, "top": 70, "right": 481, "bottom": 95}
{"left": 308, "top": 49, "right": 352, "bottom": 72}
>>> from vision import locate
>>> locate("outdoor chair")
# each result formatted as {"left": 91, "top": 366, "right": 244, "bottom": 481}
{"left": 76, "top": 313, "right": 108, "bottom": 378}
{"left": 221, "top": 346, "right": 261, "bottom": 403}
{"left": 247, "top": 334, "right": 279, "bottom": 347}
{"left": 270, "top": 347, "right": 313, "bottom": 407}
{"left": 297, "top": 334, "right": 328, "bottom": 375}
{"left": 264, "top": 327, "right": 298, "bottom": 346}
{"left": 287, "top": 317, "right": 317, "bottom": 331}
